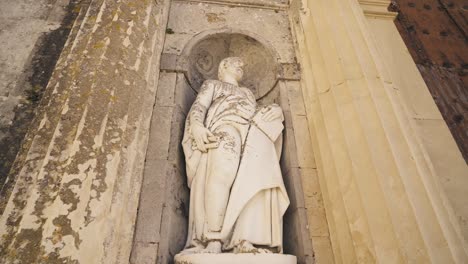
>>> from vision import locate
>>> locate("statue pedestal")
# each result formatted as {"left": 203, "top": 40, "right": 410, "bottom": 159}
{"left": 174, "top": 253, "right": 297, "bottom": 264}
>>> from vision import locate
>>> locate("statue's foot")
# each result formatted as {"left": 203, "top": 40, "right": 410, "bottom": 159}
{"left": 235, "top": 241, "right": 273, "bottom": 254}
{"left": 179, "top": 244, "right": 205, "bottom": 255}
{"left": 201, "top": 241, "right": 222, "bottom": 254}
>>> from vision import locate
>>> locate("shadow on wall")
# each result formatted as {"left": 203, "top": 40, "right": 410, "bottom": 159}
{"left": 0, "top": 0, "right": 84, "bottom": 214}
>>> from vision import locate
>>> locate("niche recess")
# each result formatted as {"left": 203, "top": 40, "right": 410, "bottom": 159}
{"left": 131, "top": 29, "right": 313, "bottom": 264}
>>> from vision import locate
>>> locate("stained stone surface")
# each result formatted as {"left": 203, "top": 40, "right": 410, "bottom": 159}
{"left": 0, "top": 0, "right": 171, "bottom": 263}
{"left": 174, "top": 253, "right": 297, "bottom": 264}
{"left": 164, "top": 1, "right": 295, "bottom": 63}
{"left": 0, "top": 0, "right": 81, "bottom": 194}
{"left": 0, "top": 0, "right": 69, "bottom": 142}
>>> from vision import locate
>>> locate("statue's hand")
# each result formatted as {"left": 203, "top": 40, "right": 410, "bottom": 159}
{"left": 191, "top": 123, "right": 215, "bottom": 153}
{"left": 261, "top": 104, "right": 283, "bottom": 122}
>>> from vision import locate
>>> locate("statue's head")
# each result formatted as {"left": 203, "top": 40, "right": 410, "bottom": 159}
{"left": 218, "top": 57, "right": 244, "bottom": 82}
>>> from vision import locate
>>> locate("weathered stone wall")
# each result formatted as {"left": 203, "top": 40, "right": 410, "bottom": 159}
{"left": 0, "top": 0, "right": 170, "bottom": 263}
{"left": 0, "top": 0, "right": 82, "bottom": 196}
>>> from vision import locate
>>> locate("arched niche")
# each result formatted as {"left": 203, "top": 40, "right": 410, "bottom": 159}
{"left": 179, "top": 31, "right": 280, "bottom": 100}
{"left": 132, "top": 29, "right": 312, "bottom": 264}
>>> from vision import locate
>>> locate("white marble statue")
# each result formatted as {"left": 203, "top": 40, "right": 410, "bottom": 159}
{"left": 179, "top": 57, "right": 290, "bottom": 256}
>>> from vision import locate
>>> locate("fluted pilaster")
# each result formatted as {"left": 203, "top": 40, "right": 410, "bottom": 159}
{"left": 291, "top": 0, "right": 468, "bottom": 262}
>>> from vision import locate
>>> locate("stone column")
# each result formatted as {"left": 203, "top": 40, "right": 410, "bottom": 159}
{"left": 291, "top": 0, "right": 468, "bottom": 263}
{"left": 0, "top": 0, "right": 169, "bottom": 263}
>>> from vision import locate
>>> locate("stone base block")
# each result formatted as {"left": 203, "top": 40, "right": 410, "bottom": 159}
{"left": 174, "top": 253, "right": 297, "bottom": 264}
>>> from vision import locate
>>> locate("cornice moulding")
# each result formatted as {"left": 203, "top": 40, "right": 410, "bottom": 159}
{"left": 359, "top": 0, "right": 398, "bottom": 20}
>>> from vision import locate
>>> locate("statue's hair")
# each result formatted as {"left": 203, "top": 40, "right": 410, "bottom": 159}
{"left": 218, "top": 57, "right": 244, "bottom": 80}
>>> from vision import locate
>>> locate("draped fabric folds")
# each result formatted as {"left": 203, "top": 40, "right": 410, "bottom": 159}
{"left": 182, "top": 80, "right": 289, "bottom": 252}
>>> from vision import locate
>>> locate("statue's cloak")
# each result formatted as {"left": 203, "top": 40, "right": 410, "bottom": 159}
{"left": 182, "top": 96, "right": 289, "bottom": 251}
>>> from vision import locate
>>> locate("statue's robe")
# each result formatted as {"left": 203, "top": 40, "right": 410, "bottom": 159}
{"left": 182, "top": 80, "right": 290, "bottom": 252}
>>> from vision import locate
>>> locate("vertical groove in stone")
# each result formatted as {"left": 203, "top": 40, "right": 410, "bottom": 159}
{"left": 324, "top": 1, "right": 408, "bottom": 262}
{"left": 307, "top": 1, "right": 386, "bottom": 262}
{"left": 293, "top": 3, "right": 360, "bottom": 263}
{"left": 341, "top": 5, "right": 430, "bottom": 261}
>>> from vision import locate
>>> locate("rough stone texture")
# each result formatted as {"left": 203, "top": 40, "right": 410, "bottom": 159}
{"left": 164, "top": 1, "right": 295, "bottom": 63}
{"left": 0, "top": 0, "right": 82, "bottom": 193}
{"left": 391, "top": 0, "right": 468, "bottom": 162}
{"left": 0, "top": 0, "right": 170, "bottom": 263}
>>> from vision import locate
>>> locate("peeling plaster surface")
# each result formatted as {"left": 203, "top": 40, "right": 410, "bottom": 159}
{"left": 0, "top": 0, "right": 169, "bottom": 263}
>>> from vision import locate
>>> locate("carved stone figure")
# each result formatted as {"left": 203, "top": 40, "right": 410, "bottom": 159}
{"left": 177, "top": 57, "right": 291, "bottom": 260}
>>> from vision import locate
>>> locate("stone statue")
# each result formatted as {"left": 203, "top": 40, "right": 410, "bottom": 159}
{"left": 176, "top": 57, "right": 294, "bottom": 263}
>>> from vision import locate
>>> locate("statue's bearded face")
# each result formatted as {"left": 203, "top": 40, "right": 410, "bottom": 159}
{"left": 218, "top": 57, "right": 244, "bottom": 82}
